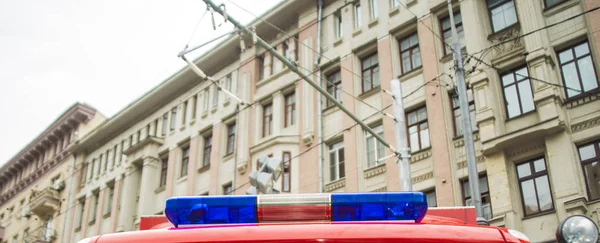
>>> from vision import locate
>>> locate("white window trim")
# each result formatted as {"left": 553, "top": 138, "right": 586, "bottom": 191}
{"left": 365, "top": 125, "right": 385, "bottom": 168}
{"left": 329, "top": 141, "right": 345, "bottom": 182}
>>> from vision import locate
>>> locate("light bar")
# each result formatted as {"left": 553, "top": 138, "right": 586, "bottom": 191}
{"left": 164, "top": 192, "right": 428, "bottom": 228}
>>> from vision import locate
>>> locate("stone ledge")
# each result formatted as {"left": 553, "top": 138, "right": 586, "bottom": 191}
{"left": 371, "top": 186, "right": 387, "bottom": 192}
{"left": 410, "top": 149, "right": 432, "bottom": 163}
{"left": 412, "top": 171, "right": 433, "bottom": 184}
{"left": 571, "top": 115, "right": 600, "bottom": 133}
{"left": 457, "top": 156, "right": 485, "bottom": 169}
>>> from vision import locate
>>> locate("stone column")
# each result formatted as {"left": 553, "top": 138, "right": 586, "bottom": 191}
{"left": 485, "top": 152, "right": 517, "bottom": 229}
{"left": 110, "top": 178, "right": 122, "bottom": 232}
{"left": 95, "top": 189, "right": 106, "bottom": 236}
{"left": 137, "top": 157, "right": 159, "bottom": 217}
{"left": 116, "top": 166, "right": 138, "bottom": 232}
{"left": 149, "top": 121, "right": 157, "bottom": 137}
{"left": 165, "top": 148, "right": 178, "bottom": 198}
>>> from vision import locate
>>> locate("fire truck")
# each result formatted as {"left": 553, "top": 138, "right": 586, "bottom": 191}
{"left": 76, "top": 192, "right": 597, "bottom": 243}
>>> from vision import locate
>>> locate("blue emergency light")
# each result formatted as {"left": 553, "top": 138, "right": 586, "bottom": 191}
{"left": 164, "top": 192, "right": 428, "bottom": 228}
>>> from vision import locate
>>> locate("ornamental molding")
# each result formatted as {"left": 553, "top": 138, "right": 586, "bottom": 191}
{"left": 410, "top": 149, "right": 432, "bottom": 163}
{"left": 363, "top": 163, "right": 387, "bottom": 179}
{"left": 506, "top": 143, "right": 546, "bottom": 159}
{"left": 571, "top": 116, "right": 600, "bottom": 133}
{"left": 457, "top": 156, "right": 485, "bottom": 169}
{"left": 412, "top": 171, "right": 434, "bottom": 184}
{"left": 371, "top": 186, "right": 387, "bottom": 192}
{"left": 324, "top": 178, "right": 346, "bottom": 192}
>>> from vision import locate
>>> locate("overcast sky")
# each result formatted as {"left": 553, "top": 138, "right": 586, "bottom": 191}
{"left": 0, "top": 0, "right": 281, "bottom": 165}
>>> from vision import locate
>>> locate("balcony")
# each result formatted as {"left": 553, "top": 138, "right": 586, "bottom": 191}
{"left": 30, "top": 187, "right": 60, "bottom": 217}
{"left": 27, "top": 226, "right": 56, "bottom": 243}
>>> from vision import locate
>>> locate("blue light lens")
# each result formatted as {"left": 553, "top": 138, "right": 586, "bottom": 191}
{"left": 164, "top": 195, "right": 257, "bottom": 227}
{"left": 331, "top": 192, "right": 428, "bottom": 222}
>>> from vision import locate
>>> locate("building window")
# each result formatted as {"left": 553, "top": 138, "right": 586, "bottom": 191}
{"left": 424, "top": 189, "right": 437, "bottom": 207}
{"left": 203, "top": 135, "right": 212, "bottom": 167}
{"left": 329, "top": 141, "right": 345, "bottom": 182}
{"left": 105, "top": 185, "right": 114, "bottom": 215}
{"left": 170, "top": 107, "right": 177, "bottom": 130}
{"left": 203, "top": 88, "right": 210, "bottom": 112}
{"left": 181, "top": 102, "right": 188, "bottom": 125}
{"left": 99, "top": 154, "right": 104, "bottom": 174}
{"left": 262, "top": 103, "right": 273, "bottom": 137}
{"left": 451, "top": 90, "right": 478, "bottom": 137}
{"left": 400, "top": 33, "right": 421, "bottom": 74}
{"left": 487, "top": 0, "right": 518, "bottom": 33}
{"left": 23, "top": 229, "right": 29, "bottom": 243}
{"left": 501, "top": 66, "right": 535, "bottom": 119}
{"left": 354, "top": 3, "right": 362, "bottom": 29}
{"left": 361, "top": 53, "right": 380, "bottom": 93}
{"left": 558, "top": 41, "right": 599, "bottom": 99}
{"left": 225, "top": 74, "right": 232, "bottom": 93}
{"left": 369, "top": 0, "right": 378, "bottom": 19}
{"left": 365, "top": 124, "right": 385, "bottom": 168}
{"left": 391, "top": 0, "right": 399, "bottom": 9}
{"left": 190, "top": 95, "right": 197, "bottom": 119}
{"left": 282, "top": 152, "right": 291, "bottom": 192}
{"left": 159, "top": 157, "right": 168, "bottom": 187}
{"left": 80, "top": 163, "right": 88, "bottom": 184}
{"left": 259, "top": 54, "right": 266, "bottom": 80}
{"left": 461, "top": 174, "right": 492, "bottom": 220}
{"left": 407, "top": 107, "right": 430, "bottom": 152}
{"left": 77, "top": 199, "right": 85, "bottom": 227}
{"left": 544, "top": 0, "right": 566, "bottom": 9}
{"left": 90, "top": 192, "right": 99, "bottom": 223}
{"left": 212, "top": 85, "right": 219, "bottom": 108}
{"left": 285, "top": 93, "right": 296, "bottom": 127}
{"left": 335, "top": 12, "right": 343, "bottom": 39}
{"left": 226, "top": 123, "right": 236, "bottom": 155}
{"left": 440, "top": 11, "right": 464, "bottom": 55}
{"left": 517, "top": 157, "right": 554, "bottom": 216}
{"left": 223, "top": 182, "right": 233, "bottom": 195}
{"left": 89, "top": 159, "right": 96, "bottom": 180}
{"left": 112, "top": 145, "right": 118, "bottom": 167}
{"left": 180, "top": 147, "right": 189, "bottom": 178}
{"left": 577, "top": 141, "right": 600, "bottom": 201}
{"left": 162, "top": 113, "right": 168, "bottom": 136}
{"left": 326, "top": 70, "right": 342, "bottom": 107}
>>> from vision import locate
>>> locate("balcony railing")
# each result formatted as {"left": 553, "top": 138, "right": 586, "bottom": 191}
{"left": 26, "top": 226, "right": 56, "bottom": 243}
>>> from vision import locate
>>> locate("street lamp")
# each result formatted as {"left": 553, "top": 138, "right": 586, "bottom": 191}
{"left": 246, "top": 156, "right": 283, "bottom": 195}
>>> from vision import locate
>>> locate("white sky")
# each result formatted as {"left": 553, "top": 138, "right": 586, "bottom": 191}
{"left": 0, "top": 0, "right": 281, "bottom": 165}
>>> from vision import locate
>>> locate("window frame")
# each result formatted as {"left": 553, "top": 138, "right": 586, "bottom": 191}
{"left": 284, "top": 92, "right": 296, "bottom": 127}
{"left": 190, "top": 95, "right": 197, "bottom": 119}
{"left": 486, "top": 0, "right": 519, "bottom": 33}
{"left": 406, "top": 106, "right": 430, "bottom": 152}
{"left": 516, "top": 157, "right": 555, "bottom": 217}
{"left": 105, "top": 185, "right": 114, "bottom": 215}
{"left": 424, "top": 189, "right": 437, "bottom": 207}
{"left": 500, "top": 66, "right": 535, "bottom": 119}
{"left": 361, "top": 53, "right": 380, "bottom": 93}
{"left": 203, "top": 88, "right": 210, "bottom": 112}
{"left": 282, "top": 152, "right": 292, "bottom": 192}
{"left": 326, "top": 70, "right": 342, "bottom": 108}
{"left": 181, "top": 101, "right": 187, "bottom": 125}
{"left": 439, "top": 11, "right": 464, "bottom": 56}
{"left": 369, "top": 0, "right": 378, "bottom": 19}
{"left": 223, "top": 182, "right": 233, "bottom": 195}
{"left": 399, "top": 33, "right": 421, "bottom": 74}
{"left": 226, "top": 123, "right": 236, "bottom": 155}
{"left": 365, "top": 124, "right": 385, "bottom": 168}
{"left": 328, "top": 141, "right": 345, "bottom": 182}
{"left": 450, "top": 90, "right": 478, "bottom": 138}
{"left": 354, "top": 3, "right": 362, "bottom": 29}
{"left": 557, "top": 40, "right": 600, "bottom": 100}
{"left": 390, "top": 0, "right": 399, "bottom": 9}
{"left": 212, "top": 84, "right": 219, "bottom": 108}
{"left": 577, "top": 140, "right": 600, "bottom": 202}
{"left": 162, "top": 112, "right": 168, "bottom": 135}
{"left": 543, "top": 0, "right": 567, "bottom": 10}
{"left": 180, "top": 146, "right": 190, "bottom": 178}
{"left": 159, "top": 157, "right": 168, "bottom": 187}
{"left": 262, "top": 103, "right": 273, "bottom": 137}
{"left": 203, "top": 135, "right": 212, "bottom": 167}
{"left": 335, "top": 11, "right": 343, "bottom": 39}
{"left": 461, "top": 174, "right": 493, "bottom": 220}
{"left": 170, "top": 107, "right": 177, "bottom": 130}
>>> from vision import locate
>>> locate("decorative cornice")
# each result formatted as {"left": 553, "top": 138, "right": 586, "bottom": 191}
{"left": 565, "top": 93, "right": 599, "bottom": 109}
{"left": 371, "top": 186, "right": 387, "bottom": 192}
{"left": 457, "top": 156, "right": 485, "bottom": 169}
{"left": 324, "top": 178, "right": 346, "bottom": 192}
{"left": 363, "top": 163, "right": 386, "bottom": 179}
{"left": 571, "top": 116, "right": 600, "bottom": 133}
{"left": 453, "top": 133, "right": 480, "bottom": 148}
{"left": 506, "top": 143, "right": 546, "bottom": 159}
{"left": 410, "top": 149, "right": 432, "bottom": 163}
{"left": 412, "top": 171, "right": 434, "bottom": 184}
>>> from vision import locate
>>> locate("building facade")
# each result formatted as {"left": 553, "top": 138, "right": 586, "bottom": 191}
{"left": 0, "top": 0, "right": 591, "bottom": 243}
{"left": 0, "top": 103, "right": 103, "bottom": 243}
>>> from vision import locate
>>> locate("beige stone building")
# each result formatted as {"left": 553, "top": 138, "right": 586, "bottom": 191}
{"left": 0, "top": 103, "right": 104, "bottom": 243}
{"left": 1, "top": 0, "right": 597, "bottom": 242}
